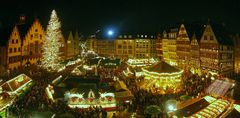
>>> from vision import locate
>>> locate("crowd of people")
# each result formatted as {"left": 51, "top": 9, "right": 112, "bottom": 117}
{"left": 3, "top": 56, "right": 217, "bottom": 118}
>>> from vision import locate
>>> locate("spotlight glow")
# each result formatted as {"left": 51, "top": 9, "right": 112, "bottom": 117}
{"left": 108, "top": 30, "right": 114, "bottom": 36}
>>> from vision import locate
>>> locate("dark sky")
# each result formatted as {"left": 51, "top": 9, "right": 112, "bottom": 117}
{"left": 0, "top": 0, "right": 240, "bottom": 36}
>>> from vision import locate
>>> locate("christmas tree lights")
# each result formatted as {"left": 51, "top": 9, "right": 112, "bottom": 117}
{"left": 41, "top": 10, "right": 63, "bottom": 71}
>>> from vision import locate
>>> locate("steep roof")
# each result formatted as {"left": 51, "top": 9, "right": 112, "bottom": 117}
{"left": 145, "top": 61, "right": 181, "bottom": 73}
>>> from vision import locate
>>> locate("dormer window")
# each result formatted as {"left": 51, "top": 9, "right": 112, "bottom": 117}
{"left": 210, "top": 35, "right": 214, "bottom": 40}
{"left": 204, "top": 36, "right": 207, "bottom": 40}
{"left": 31, "top": 35, "right": 33, "bottom": 39}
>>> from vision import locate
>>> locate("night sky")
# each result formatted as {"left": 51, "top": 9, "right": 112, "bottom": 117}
{"left": 0, "top": 0, "right": 240, "bottom": 36}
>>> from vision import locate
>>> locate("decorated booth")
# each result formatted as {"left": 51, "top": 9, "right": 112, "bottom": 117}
{"left": 0, "top": 74, "right": 33, "bottom": 118}
{"left": 66, "top": 89, "right": 117, "bottom": 110}
{"left": 1, "top": 74, "right": 33, "bottom": 96}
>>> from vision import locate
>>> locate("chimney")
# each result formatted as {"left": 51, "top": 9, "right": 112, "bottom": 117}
{"left": 18, "top": 14, "right": 26, "bottom": 25}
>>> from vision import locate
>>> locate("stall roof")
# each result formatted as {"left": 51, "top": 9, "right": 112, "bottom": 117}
{"left": 145, "top": 61, "right": 181, "bottom": 73}
{"left": 205, "top": 79, "right": 234, "bottom": 97}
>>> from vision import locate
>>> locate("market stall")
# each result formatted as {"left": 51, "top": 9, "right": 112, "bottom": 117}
{"left": 0, "top": 74, "right": 33, "bottom": 96}
{"left": 206, "top": 79, "right": 235, "bottom": 97}
{"left": 66, "top": 89, "right": 117, "bottom": 110}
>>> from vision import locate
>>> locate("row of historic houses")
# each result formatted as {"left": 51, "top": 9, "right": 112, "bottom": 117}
{"left": 0, "top": 16, "right": 81, "bottom": 75}
{"left": 161, "top": 22, "right": 234, "bottom": 78}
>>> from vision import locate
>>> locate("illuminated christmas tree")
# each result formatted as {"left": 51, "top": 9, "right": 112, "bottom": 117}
{"left": 41, "top": 10, "right": 63, "bottom": 71}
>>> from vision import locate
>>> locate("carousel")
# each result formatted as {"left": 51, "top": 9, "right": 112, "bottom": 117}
{"left": 141, "top": 61, "right": 183, "bottom": 94}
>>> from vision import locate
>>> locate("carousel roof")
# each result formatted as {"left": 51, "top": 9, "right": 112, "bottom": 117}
{"left": 145, "top": 61, "right": 181, "bottom": 73}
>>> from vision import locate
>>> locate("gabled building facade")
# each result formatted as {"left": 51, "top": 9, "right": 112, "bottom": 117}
{"left": 65, "top": 31, "right": 81, "bottom": 59}
{"left": 190, "top": 34, "right": 200, "bottom": 71}
{"left": 176, "top": 24, "right": 191, "bottom": 69}
{"left": 6, "top": 26, "right": 22, "bottom": 72}
{"left": 73, "top": 31, "right": 80, "bottom": 55}
{"left": 200, "top": 24, "right": 234, "bottom": 77}
{"left": 21, "top": 19, "right": 45, "bottom": 66}
{"left": 66, "top": 31, "right": 75, "bottom": 59}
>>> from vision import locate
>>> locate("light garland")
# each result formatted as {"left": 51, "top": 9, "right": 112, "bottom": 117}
{"left": 142, "top": 68, "right": 184, "bottom": 77}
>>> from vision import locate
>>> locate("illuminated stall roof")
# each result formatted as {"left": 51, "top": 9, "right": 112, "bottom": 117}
{"left": 174, "top": 97, "right": 210, "bottom": 117}
{"left": 1, "top": 74, "right": 32, "bottom": 96}
{"left": 144, "top": 61, "right": 181, "bottom": 73}
{"left": 190, "top": 99, "right": 231, "bottom": 118}
{"left": 206, "top": 79, "right": 234, "bottom": 97}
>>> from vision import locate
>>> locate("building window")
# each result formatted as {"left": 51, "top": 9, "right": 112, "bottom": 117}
{"left": 14, "top": 48, "right": 17, "bottom": 52}
{"left": 31, "top": 35, "right": 33, "bottom": 39}
{"left": 18, "top": 47, "right": 20, "bottom": 52}
{"left": 34, "top": 33, "right": 39, "bottom": 38}
{"left": 40, "top": 34, "right": 42, "bottom": 39}
{"left": 204, "top": 36, "right": 207, "bottom": 40}
{"left": 12, "top": 40, "right": 14, "bottom": 44}
{"left": 16, "top": 39, "right": 18, "bottom": 44}
{"left": 35, "top": 29, "right": 38, "bottom": 32}
{"left": 9, "top": 48, "right": 12, "bottom": 53}
{"left": 210, "top": 35, "right": 214, "bottom": 40}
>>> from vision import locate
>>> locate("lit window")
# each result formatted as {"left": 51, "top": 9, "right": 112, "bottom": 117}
{"left": 210, "top": 35, "right": 214, "bottom": 40}
{"left": 204, "top": 36, "right": 207, "bottom": 40}
{"left": 9, "top": 48, "right": 12, "bottom": 53}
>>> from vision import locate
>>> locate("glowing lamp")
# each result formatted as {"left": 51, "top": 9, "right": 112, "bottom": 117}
{"left": 108, "top": 30, "right": 114, "bottom": 36}
{"left": 168, "top": 105, "right": 175, "bottom": 111}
